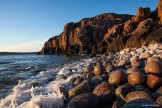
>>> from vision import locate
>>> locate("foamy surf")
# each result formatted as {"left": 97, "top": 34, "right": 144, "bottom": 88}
{"left": 0, "top": 58, "right": 96, "bottom": 108}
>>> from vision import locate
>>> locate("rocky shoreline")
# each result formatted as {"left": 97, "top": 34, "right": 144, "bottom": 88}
{"left": 63, "top": 43, "right": 162, "bottom": 108}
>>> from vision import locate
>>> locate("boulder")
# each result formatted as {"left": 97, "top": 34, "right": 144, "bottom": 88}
{"left": 127, "top": 72, "right": 145, "bottom": 86}
{"left": 93, "top": 82, "right": 115, "bottom": 106}
{"left": 122, "top": 99, "right": 159, "bottom": 108}
{"left": 93, "top": 62, "right": 105, "bottom": 76}
{"left": 68, "top": 93, "right": 99, "bottom": 108}
{"left": 125, "top": 91, "right": 151, "bottom": 103}
{"left": 68, "top": 80, "right": 90, "bottom": 99}
{"left": 145, "top": 61, "right": 162, "bottom": 76}
{"left": 147, "top": 74, "right": 162, "bottom": 89}
{"left": 108, "top": 70, "right": 127, "bottom": 87}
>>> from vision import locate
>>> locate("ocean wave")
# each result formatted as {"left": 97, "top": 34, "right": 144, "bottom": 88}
{"left": 0, "top": 58, "right": 96, "bottom": 108}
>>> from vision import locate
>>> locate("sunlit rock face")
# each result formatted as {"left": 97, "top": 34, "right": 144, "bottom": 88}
{"left": 158, "top": 0, "right": 162, "bottom": 24}
{"left": 40, "top": 0, "right": 162, "bottom": 55}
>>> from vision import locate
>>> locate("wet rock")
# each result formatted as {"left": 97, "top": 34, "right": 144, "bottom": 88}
{"left": 125, "top": 91, "right": 151, "bottom": 103}
{"left": 93, "top": 62, "right": 105, "bottom": 76}
{"left": 108, "top": 70, "right": 127, "bottom": 87}
{"left": 115, "top": 83, "right": 132, "bottom": 104}
{"left": 68, "top": 93, "right": 99, "bottom": 108}
{"left": 134, "top": 85, "right": 150, "bottom": 93}
{"left": 90, "top": 76, "right": 102, "bottom": 89}
{"left": 127, "top": 72, "right": 145, "bottom": 86}
{"left": 112, "top": 101, "right": 122, "bottom": 108}
{"left": 106, "top": 64, "right": 115, "bottom": 73}
{"left": 86, "top": 73, "right": 94, "bottom": 79}
{"left": 84, "top": 64, "right": 93, "bottom": 73}
{"left": 74, "top": 78, "right": 84, "bottom": 86}
{"left": 151, "top": 86, "right": 162, "bottom": 101}
{"left": 118, "top": 60, "right": 129, "bottom": 67}
{"left": 131, "top": 59, "right": 141, "bottom": 67}
{"left": 139, "top": 52, "right": 152, "bottom": 59}
{"left": 147, "top": 57, "right": 160, "bottom": 63}
{"left": 156, "top": 96, "right": 162, "bottom": 106}
{"left": 68, "top": 80, "right": 90, "bottom": 99}
{"left": 122, "top": 99, "right": 159, "bottom": 108}
{"left": 145, "top": 61, "right": 162, "bottom": 76}
{"left": 147, "top": 74, "right": 162, "bottom": 89}
{"left": 93, "top": 82, "right": 115, "bottom": 106}
{"left": 126, "top": 67, "right": 141, "bottom": 74}
{"left": 101, "top": 74, "right": 108, "bottom": 81}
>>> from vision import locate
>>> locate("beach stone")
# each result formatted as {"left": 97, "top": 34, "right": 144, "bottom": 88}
{"left": 120, "top": 50, "right": 126, "bottom": 55}
{"left": 156, "top": 96, "right": 162, "bottom": 106}
{"left": 112, "top": 101, "right": 122, "bottom": 108}
{"left": 159, "top": 44, "right": 162, "bottom": 50}
{"left": 115, "top": 83, "right": 132, "bottom": 104}
{"left": 126, "top": 67, "right": 141, "bottom": 74}
{"left": 151, "top": 86, "right": 162, "bottom": 101}
{"left": 93, "top": 82, "right": 115, "bottom": 106}
{"left": 130, "top": 55, "right": 139, "bottom": 60}
{"left": 74, "top": 78, "right": 84, "bottom": 86}
{"left": 68, "top": 93, "right": 99, "bottom": 108}
{"left": 106, "top": 65, "right": 115, "bottom": 73}
{"left": 131, "top": 59, "right": 141, "bottom": 67}
{"left": 68, "top": 80, "right": 90, "bottom": 99}
{"left": 147, "top": 74, "right": 162, "bottom": 89}
{"left": 103, "top": 60, "right": 110, "bottom": 67}
{"left": 90, "top": 76, "right": 102, "bottom": 89}
{"left": 101, "top": 74, "right": 108, "bottom": 81}
{"left": 125, "top": 48, "right": 131, "bottom": 53}
{"left": 127, "top": 72, "right": 145, "bottom": 86}
{"left": 84, "top": 64, "right": 93, "bottom": 73}
{"left": 125, "top": 91, "right": 151, "bottom": 103}
{"left": 134, "top": 85, "right": 150, "bottom": 93}
{"left": 118, "top": 60, "right": 129, "bottom": 67}
{"left": 122, "top": 99, "right": 159, "bottom": 108}
{"left": 144, "top": 61, "right": 162, "bottom": 76}
{"left": 139, "top": 52, "right": 152, "bottom": 59}
{"left": 86, "top": 73, "right": 94, "bottom": 79}
{"left": 108, "top": 70, "right": 127, "bottom": 87}
{"left": 93, "top": 62, "right": 105, "bottom": 76}
{"left": 147, "top": 57, "right": 160, "bottom": 63}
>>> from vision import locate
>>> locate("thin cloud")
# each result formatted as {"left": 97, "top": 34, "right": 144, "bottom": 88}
{"left": 0, "top": 41, "right": 44, "bottom": 52}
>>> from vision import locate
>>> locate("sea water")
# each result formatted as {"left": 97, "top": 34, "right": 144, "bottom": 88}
{"left": 0, "top": 54, "right": 96, "bottom": 108}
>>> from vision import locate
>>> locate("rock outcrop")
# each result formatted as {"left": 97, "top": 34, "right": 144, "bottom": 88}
{"left": 158, "top": 0, "right": 162, "bottom": 24}
{"left": 40, "top": 1, "right": 162, "bottom": 55}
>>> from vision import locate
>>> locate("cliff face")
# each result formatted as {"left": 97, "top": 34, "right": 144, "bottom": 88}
{"left": 40, "top": 1, "right": 162, "bottom": 55}
{"left": 158, "top": 0, "right": 162, "bottom": 24}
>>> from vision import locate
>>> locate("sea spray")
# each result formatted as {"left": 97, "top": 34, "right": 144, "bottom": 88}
{"left": 0, "top": 58, "right": 96, "bottom": 108}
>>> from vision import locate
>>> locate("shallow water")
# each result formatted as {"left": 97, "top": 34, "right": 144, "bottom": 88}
{"left": 0, "top": 54, "right": 81, "bottom": 99}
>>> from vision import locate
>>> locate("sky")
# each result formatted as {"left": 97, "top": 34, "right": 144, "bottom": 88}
{"left": 0, "top": 0, "right": 158, "bottom": 52}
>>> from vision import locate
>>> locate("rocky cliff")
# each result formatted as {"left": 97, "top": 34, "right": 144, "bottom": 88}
{"left": 40, "top": 1, "right": 162, "bottom": 55}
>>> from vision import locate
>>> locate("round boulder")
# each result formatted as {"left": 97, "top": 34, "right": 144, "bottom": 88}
{"left": 108, "top": 70, "right": 127, "bottom": 87}
{"left": 147, "top": 74, "right": 162, "bottom": 89}
{"left": 93, "top": 62, "right": 105, "bottom": 76}
{"left": 144, "top": 61, "right": 162, "bottom": 76}
{"left": 127, "top": 72, "right": 145, "bottom": 86}
{"left": 147, "top": 57, "right": 160, "bottom": 63}
{"left": 93, "top": 82, "right": 115, "bottom": 106}
{"left": 122, "top": 99, "right": 159, "bottom": 108}
{"left": 125, "top": 91, "right": 151, "bottom": 103}
{"left": 68, "top": 93, "right": 99, "bottom": 108}
{"left": 139, "top": 52, "right": 152, "bottom": 59}
{"left": 68, "top": 80, "right": 90, "bottom": 99}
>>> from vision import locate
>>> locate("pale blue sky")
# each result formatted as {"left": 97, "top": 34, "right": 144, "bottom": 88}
{"left": 0, "top": 0, "right": 158, "bottom": 52}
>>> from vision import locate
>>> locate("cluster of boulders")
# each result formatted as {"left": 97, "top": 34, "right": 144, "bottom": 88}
{"left": 39, "top": 0, "right": 162, "bottom": 55}
{"left": 65, "top": 44, "right": 162, "bottom": 108}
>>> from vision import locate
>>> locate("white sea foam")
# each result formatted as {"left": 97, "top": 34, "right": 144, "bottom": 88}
{"left": 0, "top": 58, "right": 96, "bottom": 108}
